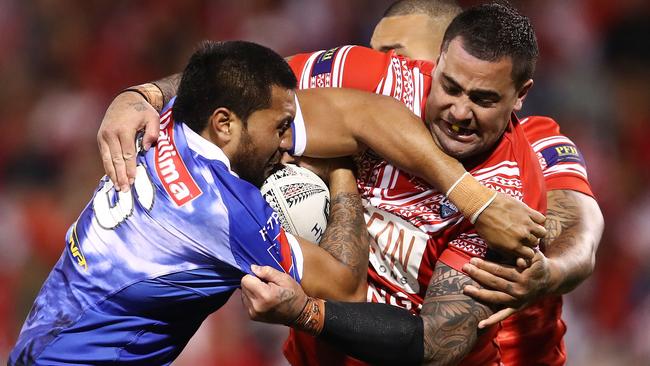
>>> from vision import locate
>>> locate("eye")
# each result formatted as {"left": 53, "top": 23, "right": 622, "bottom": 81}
{"left": 470, "top": 96, "right": 497, "bottom": 108}
{"left": 442, "top": 82, "right": 461, "bottom": 96}
{"left": 278, "top": 120, "right": 291, "bottom": 135}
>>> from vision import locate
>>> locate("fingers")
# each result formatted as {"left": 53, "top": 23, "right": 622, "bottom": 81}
{"left": 530, "top": 222, "right": 548, "bottom": 241}
{"left": 118, "top": 130, "right": 138, "bottom": 188}
{"left": 463, "top": 262, "right": 516, "bottom": 292}
{"left": 467, "top": 258, "right": 520, "bottom": 281}
{"left": 99, "top": 128, "right": 130, "bottom": 192}
{"left": 512, "top": 245, "right": 535, "bottom": 260}
{"left": 463, "top": 285, "right": 517, "bottom": 305}
{"left": 529, "top": 208, "right": 546, "bottom": 225}
{"left": 478, "top": 307, "right": 518, "bottom": 329}
{"left": 142, "top": 113, "right": 161, "bottom": 151}
{"left": 98, "top": 134, "right": 117, "bottom": 187}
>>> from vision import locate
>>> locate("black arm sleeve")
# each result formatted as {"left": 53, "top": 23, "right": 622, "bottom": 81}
{"left": 319, "top": 300, "right": 424, "bottom": 366}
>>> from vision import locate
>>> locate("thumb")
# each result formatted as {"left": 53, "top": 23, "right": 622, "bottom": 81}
{"left": 251, "top": 264, "right": 287, "bottom": 285}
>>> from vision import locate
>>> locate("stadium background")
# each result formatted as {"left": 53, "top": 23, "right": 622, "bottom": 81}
{"left": 0, "top": 0, "right": 648, "bottom": 364}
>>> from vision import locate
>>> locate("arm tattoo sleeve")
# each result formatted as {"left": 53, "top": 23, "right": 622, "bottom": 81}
{"left": 153, "top": 73, "right": 182, "bottom": 111}
{"left": 421, "top": 262, "right": 493, "bottom": 365}
{"left": 543, "top": 190, "right": 581, "bottom": 247}
{"left": 319, "top": 192, "right": 368, "bottom": 279}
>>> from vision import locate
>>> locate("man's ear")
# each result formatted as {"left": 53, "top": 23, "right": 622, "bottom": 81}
{"left": 513, "top": 79, "right": 533, "bottom": 111}
{"left": 207, "top": 107, "right": 237, "bottom": 147}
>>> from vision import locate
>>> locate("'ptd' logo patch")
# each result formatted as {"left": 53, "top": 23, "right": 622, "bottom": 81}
{"left": 540, "top": 143, "right": 585, "bottom": 167}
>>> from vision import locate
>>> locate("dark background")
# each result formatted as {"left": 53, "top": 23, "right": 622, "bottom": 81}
{"left": 1, "top": 0, "right": 649, "bottom": 364}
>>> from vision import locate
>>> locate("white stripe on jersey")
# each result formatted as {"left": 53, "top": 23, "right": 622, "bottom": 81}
{"left": 519, "top": 117, "right": 531, "bottom": 125}
{"left": 473, "top": 161, "right": 520, "bottom": 181}
{"left": 544, "top": 163, "right": 588, "bottom": 178}
{"left": 378, "top": 165, "right": 396, "bottom": 189}
{"left": 413, "top": 67, "right": 422, "bottom": 117}
{"left": 381, "top": 62, "right": 394, "bottom": 96}
{"left": 291, "top": 94, "right": 307, "bottom": 156}
{"left": 300, "top": 51, "right": 324, "bottom": 89}
{"left": 285, "top": 232, "right": 304, "bottom": 280}
{"left": 531, "top": 135, "right": 575, "bottom": 152}
{"left": 332, "top": 46, "right": 353, "bottom": 88}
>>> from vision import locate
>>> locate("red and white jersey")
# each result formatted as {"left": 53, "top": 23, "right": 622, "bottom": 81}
{"left": 495, "top": 116, "right": 594, "bottom": 366}
{"left": 521, "top": 115, "right": 593, "bottom": 197}
{"left": 285, "top": 46, "right": 546, "bottom": 366}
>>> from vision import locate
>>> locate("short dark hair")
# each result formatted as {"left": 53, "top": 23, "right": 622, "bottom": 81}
{"left": 173, "top": 40, "right": 297, "bottom": 132}
{"left": 441, "top": 2, "right": 538, "bottom": 89}
{"left": 383, "top": 0, "right": 461, "bottom": 19}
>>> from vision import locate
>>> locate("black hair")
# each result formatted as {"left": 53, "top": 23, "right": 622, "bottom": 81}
{"left": 173, "top": 40, "right": 297, "bottom": 132}
{"left": 383, "top": 0, "right": 461, "bottom": 19}
{"left": 441, "top": 2, "right": 539, "bottom": 89}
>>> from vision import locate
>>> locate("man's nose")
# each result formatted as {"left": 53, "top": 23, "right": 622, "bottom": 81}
{"left": 449, "top": 99, "right": 472, "bottom": 123}
{"left": 279, "top": 128, "right": 293, "bottom": 152}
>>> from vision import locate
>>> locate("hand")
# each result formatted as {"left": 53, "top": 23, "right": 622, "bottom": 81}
{"left": 462, "top": 250, "right": 551, "bottom": 328}
{"left": 97, "top": 91, "right": 160, "bottom": 192}
{"left": 475, "top": 193, "right": 547, "bottom": 260}
{"left": 241, "top": 264, "right": 308, "bottom": 325}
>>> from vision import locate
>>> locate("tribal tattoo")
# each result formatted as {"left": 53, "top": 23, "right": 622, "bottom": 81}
{"left": 543, "top": 189, "right": 581, "bottom": 247}
{"left": 421, "top": 262, "right": 492, "bottom": 365}
{"left": 319, "top": 192, "right": 369, "bottom": 279}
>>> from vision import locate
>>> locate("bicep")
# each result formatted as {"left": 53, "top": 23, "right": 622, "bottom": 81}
{"left": 544, "top": 189, "right": 603, "bottom": 247}
{"left": 420, "top": 261, "right": 493, "bottom": 365}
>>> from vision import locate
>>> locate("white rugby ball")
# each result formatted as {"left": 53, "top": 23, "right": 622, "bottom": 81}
{"left": 261, "top": 164, "right": 330, "bottom": 244}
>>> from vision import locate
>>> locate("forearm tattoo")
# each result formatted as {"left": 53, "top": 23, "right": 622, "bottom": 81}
{"left": 543, "top": 190, "right": 581, "bottom": 250}
{"left": 153, "top": 73, "right": 182, "bottom": 111}
{"left": 421, "top": 262, "right": 492, "bottom": 365}
{"left": 319, "top": 192, "right": 368, "bottom": 278}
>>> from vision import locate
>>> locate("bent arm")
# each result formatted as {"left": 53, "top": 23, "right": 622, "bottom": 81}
{"left": 543, "top": 189, "right": 603, "bottom": 294}
{"left": 297, "top": 166, "right": 369, "bottom": 302}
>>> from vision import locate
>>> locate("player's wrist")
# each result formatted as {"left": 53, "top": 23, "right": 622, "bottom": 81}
{"left": 121, "top": 83, "right": 164, "bottom": 113}
{"left": 446, "top": 173, "right": 497, "bottom": 224}
{"left": 290, "top": 296, "right": 326, "bottom": 336}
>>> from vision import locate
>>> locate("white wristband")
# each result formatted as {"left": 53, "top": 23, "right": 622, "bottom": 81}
{"left": 470, "top": 191, "right": 498, "bottom": 224}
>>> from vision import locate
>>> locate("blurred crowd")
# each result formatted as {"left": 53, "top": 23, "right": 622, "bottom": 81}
{"left": 0, "top": 0, "right": 648, "bottom": 365}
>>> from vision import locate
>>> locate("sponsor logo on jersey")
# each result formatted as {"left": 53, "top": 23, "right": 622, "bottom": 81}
{"left": 311, "top": 47, "right": 338, "bottom": 76}
{"left": 439, "top": 199, "right": 459, "bottom": 219}
{"left": 68, "top": 224, "right": 88, "bottom": 271}
{"left": 540, "top": 143, "right": 584, "bottom": 167}
{"left": 365, "top": 205, "right": 428, "bottom": 294}
{"left": 155, "top": 115, "right": 202, "bottom": 206}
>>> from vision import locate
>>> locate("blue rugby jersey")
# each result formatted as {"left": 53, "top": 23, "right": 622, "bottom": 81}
{"left": 10, "top": 101, "right": 304, "bottom": 366}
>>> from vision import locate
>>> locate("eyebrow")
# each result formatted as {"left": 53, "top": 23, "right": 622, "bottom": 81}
{"left": 442, "top": 73, "right": 502, "bottom": 101}
{"left": 378, "top": 43, "right": 403, "bottom": 53}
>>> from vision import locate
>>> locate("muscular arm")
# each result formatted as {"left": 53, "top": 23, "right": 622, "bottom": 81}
{"left": 242, "top": 261, "right": 493, "bottom": 366}
{"left": 462, "top": 189, "right": 604, "bottom": 324}
{"left": 543, "top": 189, "right": 603, "bottom": 294}
{"left": 297, "top": 166, "right": 369, "bottom": 301}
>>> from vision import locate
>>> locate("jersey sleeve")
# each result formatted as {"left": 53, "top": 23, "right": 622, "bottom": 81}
{"left": 438, "top": 230, "right": 488, "bottom": 272}
{"left": 288, "top": 45, "right": 390, "bottom": 92}
{"left": 226, "top": 182, "right": 304, "bottom": 282}
{"left": 520, "top": 116, "right": 594, "bottom": 197}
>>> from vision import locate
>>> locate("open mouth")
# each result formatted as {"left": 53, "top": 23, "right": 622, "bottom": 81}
{"left": 441, "top": 120, "right": 477, "bottom": 141}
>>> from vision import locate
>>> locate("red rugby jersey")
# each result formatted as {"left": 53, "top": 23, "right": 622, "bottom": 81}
{"left": 286, "top": 46, "right": 546, "bottom": 366}
{"left": 495, "top": 116, "right": 594, "bottom": 366}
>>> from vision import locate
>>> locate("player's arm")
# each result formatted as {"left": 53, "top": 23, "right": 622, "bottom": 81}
{"left": 296, "top": 87, "right": 546, "bottom": 259}
{"left": 98, "top": 83, "right": 545, "bottom": 259}
{"left": 241, "top": 261, "right": 494, "bottom": 366}
{"left": 295, "top": 161, "right": 369, "bottom": 302}
{"left": 462, "top": 189, "right": 604, "bottom": 325}
{"left": 97, "top": 73, "right": 179, "bottom": 192}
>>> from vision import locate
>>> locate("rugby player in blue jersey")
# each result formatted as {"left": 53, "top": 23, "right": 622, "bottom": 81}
{"left": 10, "top": 40, "right": 375, "bottom": 365}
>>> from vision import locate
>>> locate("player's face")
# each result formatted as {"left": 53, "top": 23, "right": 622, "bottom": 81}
{"left": 370, "top": 14, "right": 446, "bottom": 61}
{"left": 424, "top": 37, "right": 532, "bottom": 160}
{"left": 231, "top": 86, "right": 295, "bottom": 188}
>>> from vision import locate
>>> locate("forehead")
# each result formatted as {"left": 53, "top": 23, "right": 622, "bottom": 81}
{"left": 372, "top": 14, "right": 436, "bottom": 42}
{"left": 438, "top": 38, "right": 515, "bottom": 91}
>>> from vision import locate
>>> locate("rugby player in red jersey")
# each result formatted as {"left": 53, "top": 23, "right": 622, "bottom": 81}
{"left": 370, "top": 1, "right": 604, "bottom": 365}
{"left": 241, "top": 3, "right": 557, "bottom": 365}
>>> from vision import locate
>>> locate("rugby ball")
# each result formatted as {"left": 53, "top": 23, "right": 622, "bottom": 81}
{"left": 261, "top": 164, "right": 330, "bottom": 244}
